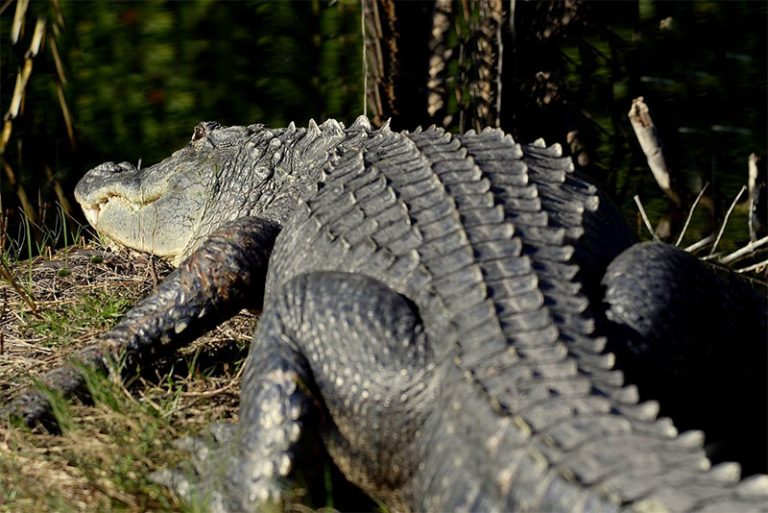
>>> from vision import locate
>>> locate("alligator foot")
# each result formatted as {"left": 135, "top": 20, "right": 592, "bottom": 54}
{"left": 151, "top": 423, "right": 240, "bottom": 512}
{"left": 151, "top": 420, "right": 299, "bottom": 513}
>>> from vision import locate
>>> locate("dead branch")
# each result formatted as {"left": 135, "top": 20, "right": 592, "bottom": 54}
{"left": 0, "top": 260, "right": 39, "bottom": 316}
{"left": 628, "top": 97, "right": 682, "bottom": 207}
{"left": 684, "top": 234, "right": 715, "bottom": 254}
{"left": 720, "top": 234, "right": 768, "bottom": 265}
{"left": 748, "top": 153, "right": 766, "bottom": 242}
{"left": 737, "top": 258, "right": 768, "bottom": 274}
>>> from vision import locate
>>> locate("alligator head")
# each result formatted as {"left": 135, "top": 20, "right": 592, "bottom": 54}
{"left": 75, "top": 119, "right": 354, "bottom": 264}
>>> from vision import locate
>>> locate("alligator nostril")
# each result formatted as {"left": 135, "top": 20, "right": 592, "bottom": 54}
{"left": 98, "top": 162, "right": 137, "bottom": 175}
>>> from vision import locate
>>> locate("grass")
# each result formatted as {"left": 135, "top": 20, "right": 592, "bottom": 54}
{"left": 0, "top": 241, "right": 369, "bottom": 513}
{"left": 2, "top": 190, "right": 755, "bottom": 513}
{"left": 1, "top": 370, "right": 186, "bottom": 512}
{"left": 0, "top": 243, "right": 253, "bottom": 512}
{"left": 20, "top": 290, "right": 134, "bottom": 349}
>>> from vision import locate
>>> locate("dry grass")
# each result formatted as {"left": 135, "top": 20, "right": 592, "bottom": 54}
{"left": 0, "top": 244, "right": 257, "bottom": 512}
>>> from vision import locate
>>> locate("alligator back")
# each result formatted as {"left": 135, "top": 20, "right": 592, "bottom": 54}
{"left": 265, "top": 125, "right": 761, "bottom": 511}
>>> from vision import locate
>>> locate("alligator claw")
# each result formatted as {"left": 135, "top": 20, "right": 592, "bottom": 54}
{"left": 152, "top": 422, "right": 288, "bottom": 513}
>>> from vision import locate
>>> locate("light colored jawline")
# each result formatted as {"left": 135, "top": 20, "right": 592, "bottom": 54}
{"left": 87, "top": 197, "right": 178, "bottom": 260}
{"left": 81, "top": 204, "right": 100, "bottom": 226}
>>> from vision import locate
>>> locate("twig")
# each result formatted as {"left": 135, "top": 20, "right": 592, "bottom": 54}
{"left": 10, "top": 0, "right": 29, "bottom": 44}
{"left": 181, "top": 365, "right": 245, "bottom": 411}
{"left": 709, "top": 185, "right": 747, "bottom": 256}
{"left": 675, "top": 182, "right": 709, "bottom": 246}
{"left": 720, "top": 234, "right": 768, "bottom": 265}
{"left": 361, "top": 0, "right": 367, "bottom": 117}
{"left": 736, "top": 258, "right": 768, "bottom": 274}
{"left": 0, "top": 0, "right": 16, "bottom": 16}
{"left": 633, "top": 195, "right": 660, "bottom": 241}
{"left": 181, "top": 376, "right": 240, "bottom": 399}
{"left": 684, "top": 233, "right": 715, "bottom": 253}
{"left": 747, "top": 153, "right": 766, "bottom": 243}
{"left": 509, "top": 0, "right": 516, "bottom": 41}
{"left": 748, "top": 153, "right": 758, "bottom": 241}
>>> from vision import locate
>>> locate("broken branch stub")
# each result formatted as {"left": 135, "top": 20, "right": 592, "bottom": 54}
{"left": 748, "top": 153, "right": 767, "bottom": 242}
{"left": 628, "top": 97, "right": 682, "bottom": 207}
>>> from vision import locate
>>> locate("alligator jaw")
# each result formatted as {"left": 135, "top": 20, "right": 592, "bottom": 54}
{"left": 80, "top": 192, "right": 134, "bottom": 227}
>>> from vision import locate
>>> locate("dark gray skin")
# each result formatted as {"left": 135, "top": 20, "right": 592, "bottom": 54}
{"left": 6, "top": 118, "right": 768, "bottom": 512}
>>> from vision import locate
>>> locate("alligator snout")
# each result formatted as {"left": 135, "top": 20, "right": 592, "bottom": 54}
{"left": 82, "top": 161, "right": 139, "bottom": 182}
{"left": 75, "top": 160, "right": 152, "bottom": 205}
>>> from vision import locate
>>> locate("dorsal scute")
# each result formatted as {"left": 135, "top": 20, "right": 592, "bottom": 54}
{"left": 350, "top": 115, "right": 372, "bottom": 131}
{"left": 319, "top": 118, "right": 344, "bottom": 138}
{"left": 307, "top": 118, "right": 321, "bottom": 137}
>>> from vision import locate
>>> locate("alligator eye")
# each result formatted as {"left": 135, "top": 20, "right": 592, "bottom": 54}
{"left": 192, "top": 124, "right": 207, "bottom": 143}
{"left": 191, "top": 121, "right": 222, "bottom": 144}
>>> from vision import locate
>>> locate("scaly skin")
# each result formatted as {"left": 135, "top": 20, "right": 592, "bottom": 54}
{"left": 6, "top": 118, "right": 767, "bottom": 512}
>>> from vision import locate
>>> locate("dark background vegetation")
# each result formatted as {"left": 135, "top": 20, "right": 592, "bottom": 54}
{"left": 0, "top": 0, "right": 765, "bottom": 256}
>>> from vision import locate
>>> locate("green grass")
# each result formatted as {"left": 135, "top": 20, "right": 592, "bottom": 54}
{"left": 0, "top": 244, "right": 247, "bottom": 513}
{"left": 1, "top": 368, "right": 188, "bottom": 513}
{"left": 20, "top": 291, "right": 134, "bottom": 348}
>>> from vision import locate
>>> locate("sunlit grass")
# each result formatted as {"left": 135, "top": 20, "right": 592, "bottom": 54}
{"left": 20, "top": 291, "right": 134, "bottom": 349}
{"left": 1, "top": 368, "right": 188, "bottom": 513}
{"left": 0, "top": 244, "right": 248, "bottom": 513}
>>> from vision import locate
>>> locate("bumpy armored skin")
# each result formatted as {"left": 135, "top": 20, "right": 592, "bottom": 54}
{"left": 603, "top": 242, "right": 768, "bottom": 476}
{"left": 7, "top": 118, "right": 768, "bottom": 512}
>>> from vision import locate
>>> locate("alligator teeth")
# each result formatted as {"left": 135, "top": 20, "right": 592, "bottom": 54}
{"left": 82, "top": 204, "right": 101, "bottom": 226}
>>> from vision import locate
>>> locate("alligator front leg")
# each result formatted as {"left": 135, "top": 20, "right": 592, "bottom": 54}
{"left": 4, "top": 216, "right": 280, "bottom": 428}
{"left": 155, "top": 271, "right": 434, "bottom": 512}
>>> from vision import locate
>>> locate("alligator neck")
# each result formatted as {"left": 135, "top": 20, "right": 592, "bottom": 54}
{"left": 245, "top": 118, "right": 372, "bottom": 225}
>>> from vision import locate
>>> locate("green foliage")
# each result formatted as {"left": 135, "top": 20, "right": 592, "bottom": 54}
{"left": 60, "top": 0, "right": 364, "bottom": 167}
{"left": 0, "top": 0, "right": 364, "bottom": 252}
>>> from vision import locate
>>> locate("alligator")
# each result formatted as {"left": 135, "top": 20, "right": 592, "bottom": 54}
{"left": 6, "top": 118, "right": 767, "bottom": 512}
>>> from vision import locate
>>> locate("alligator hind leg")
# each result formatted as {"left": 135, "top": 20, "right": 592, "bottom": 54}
{"left": 152, "top": 330, "right": 322, "bottom": 512}
{"left": 601, "top": 241, "right": 768, "bottom": 475}
{"left": 4, "top": 216, "right": 280, "bottom": 428}
{"left": 156, "top": 271, "right": 434, "bottom": 511}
